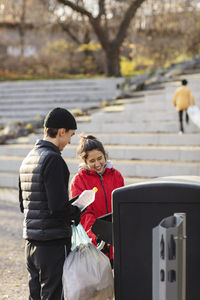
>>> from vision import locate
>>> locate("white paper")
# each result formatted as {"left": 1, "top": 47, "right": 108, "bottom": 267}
{"left": 72, "top": 189, "right": 95, "bottom": 211}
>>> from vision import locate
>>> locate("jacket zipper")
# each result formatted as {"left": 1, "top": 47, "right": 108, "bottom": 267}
{"left": 99, "top": 174, "right": 109, "bottom": 213}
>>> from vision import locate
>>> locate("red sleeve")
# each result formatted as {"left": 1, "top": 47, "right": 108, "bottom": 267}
{"left": 81, "top": 207, "right": 97, "bottom": 245}
{"left": 70, "top": 174, "right": 85, "bottom": 198}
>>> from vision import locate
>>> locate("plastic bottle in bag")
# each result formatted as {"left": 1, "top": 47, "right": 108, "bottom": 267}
{"left": 72, "top": 187, "right": 98, "bottom": 211}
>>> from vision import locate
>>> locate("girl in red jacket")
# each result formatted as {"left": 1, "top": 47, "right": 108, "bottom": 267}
{"left": 70, "top": 135, "right": 124, "bottom": 265}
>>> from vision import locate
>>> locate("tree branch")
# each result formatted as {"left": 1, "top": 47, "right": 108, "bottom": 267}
{"left": 98, "top": 0, "right": 105, "bottom": 18}
{"left": 57, "top": 0, "right": 93, "bottom": 18}
{"left": 0, "top": 22, "right": 34, "bottom": 29}
{"left": 59, "top": 21, "right": 81, "bottom": 44}
{"left": 114, "top": 0, "right": 146, "bottom": 47}
{"left": 57, "top": 0, "right": 109, "bottom": 50}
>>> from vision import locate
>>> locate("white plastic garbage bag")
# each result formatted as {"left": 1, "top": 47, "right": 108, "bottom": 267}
{"left": 63, "top": 244, "right": 114, "bottom": 300}
{"left": 187, "top": 105, "right": 200, "bottom": 128}
{"left": 62, "top": 225, "right": 114, "bottom": 300}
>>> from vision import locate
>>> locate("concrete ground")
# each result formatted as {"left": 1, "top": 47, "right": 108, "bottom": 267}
{"left": 0, "top": 199, "right": 115, "bottom": 300}
{"left": 0, "top": 199, "right": 28, "bottom": 300}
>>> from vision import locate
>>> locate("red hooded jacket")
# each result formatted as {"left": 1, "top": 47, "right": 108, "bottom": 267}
{"left": 70, "top": 162, "right": 124, "bottom": 260}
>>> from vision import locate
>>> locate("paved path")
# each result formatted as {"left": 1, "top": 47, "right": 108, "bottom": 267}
{"left": 0, "top": 199, "right": 28, "bottom": 300}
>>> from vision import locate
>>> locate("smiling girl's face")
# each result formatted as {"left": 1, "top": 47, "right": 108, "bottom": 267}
{"left": 85, "top": 149, "right": 106, "bottom": 174}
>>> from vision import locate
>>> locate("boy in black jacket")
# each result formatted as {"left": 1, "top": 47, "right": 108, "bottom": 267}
{"left": 19, "top": 107, "right": 81, "bottom": 300}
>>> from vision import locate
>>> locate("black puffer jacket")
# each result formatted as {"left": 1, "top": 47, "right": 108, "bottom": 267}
{"left": 19, "top": 139, "right": 74, "bottom": 241}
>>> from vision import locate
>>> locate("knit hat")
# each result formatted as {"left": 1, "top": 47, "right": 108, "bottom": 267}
{"left": 44, "top": 107, "right": 77, "bottom": 129}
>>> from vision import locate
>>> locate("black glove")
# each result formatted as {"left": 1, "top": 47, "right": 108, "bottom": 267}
{"left": 71, "top": 205, "right": 81, "bottom": 226}
{"left": 96, "top": 237, "right": 102, "bottom": 245}
{"left": 69, "top": 195, "right": 79, "bottom": 204}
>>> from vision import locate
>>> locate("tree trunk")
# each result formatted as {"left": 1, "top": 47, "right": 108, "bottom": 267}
{"left": 105, "top": 46, "right": 120, "bottom": 77}
{"left": 57, "top": 0, "right": 146, "bottom": 77}
{"left": 19, "top": 0, "right": 27, "bottom": 57}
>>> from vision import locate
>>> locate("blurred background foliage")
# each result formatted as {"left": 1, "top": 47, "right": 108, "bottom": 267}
{"left": 0, "top": 0, "right": 200, "bottom": 79}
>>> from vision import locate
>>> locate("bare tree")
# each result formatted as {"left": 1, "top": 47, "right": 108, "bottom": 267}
{"left": 19, "top": 0, "right": 27, "bottom": 56}
{"left": 0, "top": 0, "right": 52, "bottom": 55}
{"left": 129, "top": 0, "right": 200, "bottom": 67}
{"left": 56, "top": 0, "right": 146, "bottom": 76}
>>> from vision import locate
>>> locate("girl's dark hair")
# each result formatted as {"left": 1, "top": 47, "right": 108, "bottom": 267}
{"left": 77, "top": 135, "right": 107, "bottom": 161}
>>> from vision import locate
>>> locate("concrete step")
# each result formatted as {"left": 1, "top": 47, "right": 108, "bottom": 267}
{"left": 78, "top": 120, "right": 199, "bottom": 133}
{"left": 0, "top": 103, "right": 99, "bottom": 118}
{"left": 92, "top": 110, "right": 178, "bottom": 122}
{"left": 0, "top": 93, "right": 114, "bottom": 103}
{"left": 0, "top": 156, "right": 199, "bottom": 178}
{"left": 0, "top": 77, "right": 123, "bottom": 89}
{"left": 0, "top": 78, "right": 123, "bottom": 125}
{"left": 0, "top": 172, "right": 19, "bottom": 189}
{"left": 0, "top": 87, "right": 115, "bottom": 95}
{"left": 3, "top": 113, "right": 198, "bottom": 132}
{"left": 0, "top": 78, "right": 122, "bottom": 103}
{"left": 105, "top": 145, "right": 200, "bottom": 162}
{"left": 17, "top": 132, "right": 200, "bottom": 146}
{"left": 0, "top": 173, "right": 148, "bottom": 196}
{"left": 0, "top": 98, "right": 102, "bottom": 107}
{"left": 124, "top": 102, "right": 178, "bottom": 112}
{"left": 114, "top": 159, "right": 200, "bottom": 178}
{"left": 1, "top": 144, "right": 200, "bottom": 162}
{"left": 0, "top": 172, "right": 149, "bottom": 191}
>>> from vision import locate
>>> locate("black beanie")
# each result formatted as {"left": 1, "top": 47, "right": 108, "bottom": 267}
{"left": 44, "top": 107, "right": 77, "bottom": 129}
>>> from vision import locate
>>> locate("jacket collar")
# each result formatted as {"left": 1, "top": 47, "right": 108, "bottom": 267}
{"left": 79, "top": 160, "right": 113, "bottom": 176}
{"left": 35, "top": 139, "right": 61, "bottom": 154}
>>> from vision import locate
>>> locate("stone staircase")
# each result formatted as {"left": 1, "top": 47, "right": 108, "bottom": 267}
{"left": 0, "top": 78, "right": 123, "bottom": 125}
{"left": 0, "top": 74, "right": 200, "bottom": 202}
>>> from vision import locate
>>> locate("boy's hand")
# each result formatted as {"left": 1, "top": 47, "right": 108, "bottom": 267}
{"left": 73, "top": 206, "right": 81, "bottom": 226}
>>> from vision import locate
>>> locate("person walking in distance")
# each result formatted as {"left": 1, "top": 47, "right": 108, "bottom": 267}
{"left": 19, "top": 107, "right": 81, "bottom": 300}
{"left": 172, "top": 79, "right": 195, "bottom": 134}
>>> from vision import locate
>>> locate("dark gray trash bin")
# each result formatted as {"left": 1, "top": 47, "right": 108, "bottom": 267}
{"left": 112, "top": 176, "right": 200, "bottom": 300}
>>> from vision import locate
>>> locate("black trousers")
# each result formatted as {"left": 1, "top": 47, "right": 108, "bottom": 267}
{"left": 179, "top": 110, "right": 189, "bottom": 132}
{"left": 25, "top": 240, "right": 71, "bottom": 300}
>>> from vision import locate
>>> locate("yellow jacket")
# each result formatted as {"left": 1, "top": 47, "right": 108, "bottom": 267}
{"left": 173, "top": 86, "right": 195, "bottom": 111}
